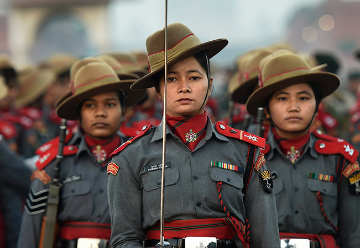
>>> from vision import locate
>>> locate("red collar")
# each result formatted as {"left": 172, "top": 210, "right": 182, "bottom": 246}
{"left": 85, "top": 135, "right": 120, "bottom": 166}
{"left": 166, "top": 112, "right": 207, "bottom": 151}
{"left": 273, "top": 128, "right": 310, "bottom": 157}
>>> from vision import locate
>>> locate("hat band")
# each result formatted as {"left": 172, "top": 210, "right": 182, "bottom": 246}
{"left": 241, "top": 67, "right": 259, "bottom": 84}
{"left": 73, "top": 75, "right": 119, "bottom": 95}
{"left": 148, "top": 34, "right": 202, "bottom": 72}
{"left": 263, "top": 67, "right": 311, "bottom": 87}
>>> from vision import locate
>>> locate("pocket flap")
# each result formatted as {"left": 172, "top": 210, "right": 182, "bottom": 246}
{"left": 62, "top": 180, "right": 90, "bottom": 198}
{"left": 143, "top": 168, "right": 179, "bottom": 192}
{"left": 307, "top": 178, "right": 337, "bottom": 196}
{"left": 209, "top": 166, "right": 243, "bottom": 189}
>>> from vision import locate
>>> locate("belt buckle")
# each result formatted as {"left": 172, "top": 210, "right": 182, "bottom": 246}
{"left": 281, "top": 238, "right": 310, "bottom": 248}
{"left": 77, "top": 238, "right": 106, "bottom": 248}
{"left": 185, "top": 237, "right": 218, "bottom": 248}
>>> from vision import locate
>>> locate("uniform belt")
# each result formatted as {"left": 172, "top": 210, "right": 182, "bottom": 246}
{"left": 144, "top": 238, "right": 236, "bottom": 248}
{"left": 60, "top": 221, "right": 111, "bottom": 240}
{"left": 280, "top": 232, "right": 338, "bottom": 248}
{"left": 59, "top": 238, "right": 109, "bottom": 248}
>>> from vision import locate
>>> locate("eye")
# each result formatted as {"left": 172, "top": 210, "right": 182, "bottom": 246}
{"left": 107, "top": 102, "right": 117, "bottom": 107}
{"left": 299, "top": 96, "right": 310, "bottom": 101}
{"left": 167, "top": 77, "right": 176, "bottom": 82}
{"left": 84, "top": 103, "right": 94, "bottom": 108}
{"left": 277, "top": 96, "right": 287, "bottom": 101}
{"left": 190, "top": 76, "right": 201, "bottom": 81}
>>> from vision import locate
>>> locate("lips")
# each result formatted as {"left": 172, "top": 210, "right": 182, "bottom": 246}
{"left": 177, "top": 98, "right": 192, "bottom": 103}
{"left": 93, "top": 122, "right": 108, "bottom": 127}
{"left": 285, "top": 116, "right": 302, "bottom": 121}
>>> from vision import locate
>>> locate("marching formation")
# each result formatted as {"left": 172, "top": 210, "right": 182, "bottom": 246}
{"left": 0, "top": 21, "right": 359, "bottom": 248}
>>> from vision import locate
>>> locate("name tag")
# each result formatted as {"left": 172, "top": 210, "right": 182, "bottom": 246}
{"left": 62, "top": 174, "right": 83, "bottom": 184}
{"left": 145, "top": 162, "right": 172, "bottom": 172}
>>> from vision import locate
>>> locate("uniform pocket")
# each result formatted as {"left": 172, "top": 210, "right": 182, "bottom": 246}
{"left": 60, "top": 180, "right": 92, "bottom": 220}
{"left": 142, "top": 168, "right": 182, "bottom": 218}
{"left": 209, "top": 167, "right": 244, "bottom": 216}
{"left": 307, "top": 178, "right": 337, "bottom": 220}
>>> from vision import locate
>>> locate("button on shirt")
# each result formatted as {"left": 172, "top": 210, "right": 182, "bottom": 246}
{"left": 108, "top": 118, "right": 280, "bottom": 248}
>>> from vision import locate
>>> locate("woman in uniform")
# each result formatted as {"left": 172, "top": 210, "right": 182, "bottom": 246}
{"left": 246, "top": 50, "right": 360, "bottom": 248}
{"left": 17, "top": 61, "right": 146, "bottom": 248}
{"left": 107, "top": 23, "right": 280, "bottom": 248}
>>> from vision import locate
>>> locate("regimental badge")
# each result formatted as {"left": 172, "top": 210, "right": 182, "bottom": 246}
{"left": 92, "top": 145, "right": 106, "bottom": 163}
{"left": 31, "top": 170, "right": 51, "bottom": 185}
{"left": 185, "top": 129, "right": 197, "bottom": 143}
{"left": 349, "top": 171, "right": 360, "bottom": 195}
{"left": 286, "top": 146, "right": 300, "bottom": 164}
{"left": 107, "top": 162, "right": 119, "bottom": 176}
{"left": 254, "top": 153, "right": 266, "bottom": 172}
{"left": 260, "top": 170, "right": 273, "bottom": 193}
{"left": 343, "top": 161, "right": 360, "bottom": 178}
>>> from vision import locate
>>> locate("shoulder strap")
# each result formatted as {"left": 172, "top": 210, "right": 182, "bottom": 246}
{"left": 110, "top": 124, "right": 153, "bottom": 157}
{"left": 35, "top": 145, "right": 78, "bottom": 170}
{"left": 215, "top": 121, "right": 265, "bottom": 148}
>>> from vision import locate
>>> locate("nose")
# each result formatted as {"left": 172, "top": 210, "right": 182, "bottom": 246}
{"left": 94, "top": 105, "right": 107, "bottom": 117}
{"left": 178, "top": 77, "right": 191, "bottom": 93}
{"left": 288, "top": 98, "right": 300, "bottom": 112}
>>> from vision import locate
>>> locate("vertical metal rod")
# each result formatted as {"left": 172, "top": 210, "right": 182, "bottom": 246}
{"left": 160, "top": 0, "right": 168, "bottom": 246}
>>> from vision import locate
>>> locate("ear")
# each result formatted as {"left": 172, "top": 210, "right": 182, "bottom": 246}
{"left": 208, "top": 77, "right": 213, "bottom": 96}
{"left": 264, "top": 107, "right": 270, "bottom": 119}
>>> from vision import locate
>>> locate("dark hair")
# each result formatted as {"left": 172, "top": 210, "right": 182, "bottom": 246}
{"left": 154, "top": 51, "right": 211, "bottom": 92}
{"left": 77, "top": 90, "right": 125, "bottom": 122}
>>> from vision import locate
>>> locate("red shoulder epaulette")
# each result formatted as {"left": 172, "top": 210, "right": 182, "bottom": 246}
{"left": 0, "top": 119, "right": 17, "bottom": 140}
{"left": 18, "top": 116, "right": 34, "bottom": 129}
{"left": 110, "top": 124, "right": 153, "bottom": 157}
{"left": 215, "top": 121, "right": 265, "bottom": 148}
{"left": 35, "top": 145, "right": 78, "bottom": 170}
{"left": 16, "top": 107, "right": 42, "bottom": 120}
{"left": 313, "top": 130, "right": 359, "bottom": 163}
{"left": 35, "top": 129, "right": 74, "bottom": 156}
{"left": 260, "top": 143, "right": 271, "bottom": 155}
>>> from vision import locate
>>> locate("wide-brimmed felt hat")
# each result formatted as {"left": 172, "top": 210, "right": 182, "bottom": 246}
{"left": 106, "top": 52, "right": 147, "bottom": 77}
{"left": 0, "top": 54, "right": 17, "bottom": 80}
{"left": 96, "top": 55, "right": 140, "bottom": 80}
{"left": 56, "top": 62, "right": 146, "bottom": 120}
{"left": 48, "top": 53, "right": 79, "bottom": 76}
{"left": 0, "top": 76, "right": 8, "bottom": 101}
{"left": 232, "top": 48, "right": 273, "bottom": 104}
{"left": 246, "top": 51, "right": 340, "bottom": 116}
{"left": 131, "top": 23, "right": 228, "bottom": 90}
{"left": 13, "top": 67, "right": 56, "bottom": 108}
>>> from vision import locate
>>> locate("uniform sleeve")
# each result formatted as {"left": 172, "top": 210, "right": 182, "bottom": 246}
{"left": 108, "top": 153, "right": 144, "bottom": 248}
{"left": 244, "top": 148, "right": 280, "bottom": 248}
{"left": 338, "top": 159, "right": 360, "bottom": 248}
{"left": 17, "top": 167, "right": 52, "bottom": 248}
{"left": 0, "top": 139, "right": 31, "bottom": 196}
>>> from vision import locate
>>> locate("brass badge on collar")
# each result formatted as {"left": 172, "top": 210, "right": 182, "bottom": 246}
{"left": 107, "top": 162, "right": 119, "bottom": 176}
{"left": 260, "top": 170, "right": 273, "bottom": 193}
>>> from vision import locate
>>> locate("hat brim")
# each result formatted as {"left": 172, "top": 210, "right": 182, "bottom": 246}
{"left": 56, "top": 80, "right": 146, "bottom": 120}
{"left": 131, "top": 39, "right": 228, "bottom": 90}
{"left": 246, "top": 72, "right": 340, "bottom": 116}
{"left": 231, "top": 78, "right": 258, "bottom": 104}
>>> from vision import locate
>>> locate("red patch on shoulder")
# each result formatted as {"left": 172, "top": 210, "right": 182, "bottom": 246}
{"left": 35, "top": 145, "right": 78, "bottom": 170}
{"left": 31, "top": 169, "right": 51, "bottom": 184}
{"left": 315, "top": 139, "right": 358, "bottom": 164}
{"left": 343, "top": 161, "right": 360, "bottom": 178}
{"left": 35, "top": 129, "right": 74, "bottom": 156}
{"left": 107, "top": 162, "right": 119, "bottom": 176}
{"left": 111, "top": 124, "right": 153, "bottom": 157}
{"left": 215, "top": 121, "right": 265, "bottom": 148}
{"left": 254, "top": 153, "right": 266, "bottom": 172}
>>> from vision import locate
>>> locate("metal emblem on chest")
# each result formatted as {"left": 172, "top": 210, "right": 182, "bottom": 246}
{"left": 185, "top": 129, "right": 197, "bottom": 143}
{"left": 92, "top": 145, "right": 106, "bottom": 163}
{"left": 287, "top": 146, "right": 300, "bottom": 164}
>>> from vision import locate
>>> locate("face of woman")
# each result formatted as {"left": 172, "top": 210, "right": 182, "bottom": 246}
{"left": 267, "top": 83, "right": 317, "bottom": 139}
{"left": 80, "top": 91, "right": 122, "bottom": 140}
{"left": 158, "top": 56, "right": 212, "bottom": 117}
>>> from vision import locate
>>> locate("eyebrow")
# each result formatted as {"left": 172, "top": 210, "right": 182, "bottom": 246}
{"left": 275, "top": 90, "right": 313, "bottom": 97}
{"left": 168, "top": 69, "right": 203, "bottom": 74}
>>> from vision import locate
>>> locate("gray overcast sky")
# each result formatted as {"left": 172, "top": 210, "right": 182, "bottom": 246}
{"left": 108, "top": 0, "right": 324, "bottom": 66}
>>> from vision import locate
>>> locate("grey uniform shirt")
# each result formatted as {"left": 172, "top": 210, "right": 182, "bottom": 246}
{"left": 108, "top": 118, "right": 280, "bottom": 248}
{"left": 265, "top": 129, "right": 360, "bottom": 248}
{"left": 17, "top": 131, "right": 127, "bottom": 248}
